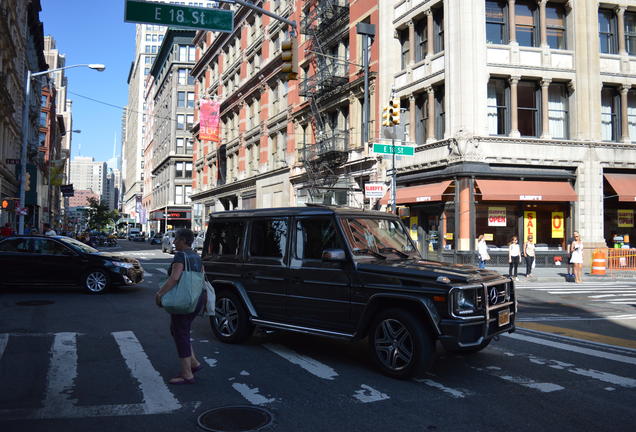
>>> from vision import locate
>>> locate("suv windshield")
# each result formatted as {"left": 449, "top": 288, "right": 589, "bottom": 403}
{"left": 339, "top": 217, "right": 420, "bottom": 259}
{"left": 60, "top": 236, "right": 99, "bottom": 254}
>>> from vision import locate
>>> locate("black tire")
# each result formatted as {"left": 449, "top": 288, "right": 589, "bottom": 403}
{"left": 448, "top": 338, "right": 492, "bottom": 355}
{"left": 210, "top": 291, "right": 253, "bottom": 343}
{"left": 368, "top": 308, "right": 434, "bottom": 379}
{"left": 83, "top": 269, "right": 110, "bottom": 294}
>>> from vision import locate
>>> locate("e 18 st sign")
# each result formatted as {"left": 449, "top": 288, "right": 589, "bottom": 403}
{"left": 124, "top": 0, "right": 234, "bottom": 32}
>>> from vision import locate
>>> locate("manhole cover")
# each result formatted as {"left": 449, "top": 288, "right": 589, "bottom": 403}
{"left": 15, "top": 300, "right": 55, "bottom": 306}
{"left": 198, "top": 406, "right": 273, "bottom": 432}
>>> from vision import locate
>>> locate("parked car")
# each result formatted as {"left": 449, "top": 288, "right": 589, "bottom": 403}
{"left": 192, "top": 230, "right": 206, "bottom": 251}
{"left": 0, "top": 235, "right": 144, "bottom": 293}
{"left": 149, "top": 232, "right": 163, "bottom": 245}
{"left": 127, "top": 228, "right": 141, "bottom": 241}
{"left": 132, "top": 232, "right": 146, "bottom": 242}
{"left": 161, "top": 231, "right": 176, "bottom": 254}
{"left": 202, "top": 205, "right": 516, "bottom": 379}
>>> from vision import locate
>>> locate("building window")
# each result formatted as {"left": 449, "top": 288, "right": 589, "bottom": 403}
{"left": 599, "top": 9, "right": 618, "bottom": 54}
{"left": 628, "top": 89, "right": 636, "bottom": 142}
{"left": 39, "top": 111, "right": 48, "bottom": 127}
{"left": 177, "top": 91, "right": 186, "bottom": 108}
{"left": 185, "top": 186, "right": 192, "bottom": 203}
{"left": 415, "top": 93, "right": 428, "bottom": 144}
{"left": 177, "top": 114, "right": 185, "bottom": 130}
{"left": 435, "top": 86, "right": 445, "bottom": 139}
{"left": 176, "top": 137, "right": 185, "bottom": 153}
{"left": 601, "top": 86, "right": 620, "bottom": 141}
{"left": 626, "top": 12, "right": 636, "bottom": 55}
{"left": 548, "top": 83, "right": 568, "bottom": 139}
{"left": 399, "top": 28, "right": 409, "bottom": 69}
{"left": 179, "top": 46, "right": 188, "bottom": 61}
{"left": 176, "top": 185, "right": 184, "bottom": 204}
{"left": 486, "top": 0, "right": 508, "bottom": 45}
{"left": 546, "top": 3, "right": 566, "bottom": 49}
{"left": 487, "top": 78, "right": 509, "bottom": 135}
{"left": 186, "top": 114, "right": 194, "bottom": 130}
{"left": 415, "top": 18, "right": 427, "bottom": 61}
{"left": 516, "top": 1, "right": 538, "bottom": 47}
{"left": 144, "top": 68, "right": 150, "bottom": 75}
{"left": 433, "top": 8, "right": 444, "bottom": 53}
{"left": 187, "top": 92, "right": 195, "bottom": 108}
{"left": 518, "top": 81, "right": 539, "bottom": 137}
{"left": 178, "top": 68, "right": 187, "bottom": 85}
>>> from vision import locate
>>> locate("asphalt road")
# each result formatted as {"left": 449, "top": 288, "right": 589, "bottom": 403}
{"left": 1, "top": 240, "right": 635, "bottom": 432}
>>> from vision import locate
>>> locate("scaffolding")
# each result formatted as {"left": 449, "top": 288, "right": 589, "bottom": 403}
{"left": 298, "top": 0, "right": 351, "bottom": 202}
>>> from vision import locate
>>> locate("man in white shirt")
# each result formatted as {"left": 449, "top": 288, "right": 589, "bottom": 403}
{"left": 43, "top": 223, "right": 57, "bottom": 236}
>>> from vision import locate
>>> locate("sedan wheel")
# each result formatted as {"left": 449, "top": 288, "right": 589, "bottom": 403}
{"left": 210, "top": 291, "right": 253, "bottom": 343}
{"left": 84, "top": 270, "right": 109, "bottom": 294}
{"left": 369, "top": 308, "right": 433, "bottom": 379}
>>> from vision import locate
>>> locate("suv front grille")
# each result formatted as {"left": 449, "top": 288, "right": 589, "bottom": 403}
{"left": 487, "top": 282, "right": 510, "bottom": 307}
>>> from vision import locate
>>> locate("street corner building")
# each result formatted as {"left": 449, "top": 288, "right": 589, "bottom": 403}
{"left": 134, "top": 0, "right": 636, "bottom": 267}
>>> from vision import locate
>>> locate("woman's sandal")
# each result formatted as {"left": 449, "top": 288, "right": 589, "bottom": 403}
{"left": 191, "top": 364, "right": 204, "bottom": 374}
{"left": 169, "top": 376, "right": 195, "bottom": 385}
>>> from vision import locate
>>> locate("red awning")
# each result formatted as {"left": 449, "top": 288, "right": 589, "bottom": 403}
{"left": 475, "top": 179, "right": 577, "bottom": 202}
{"left": 605, "top": 173, "right": 636, "bottom": 202}
{"left": 380, "top": 180, "right": 452, "bottom": 205}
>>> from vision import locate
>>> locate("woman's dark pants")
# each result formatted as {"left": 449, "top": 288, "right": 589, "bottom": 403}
{"left": 170, "top": 293, "right": 205, "bottom": 358}
{"left": 509, "top": 256, "right": 519, "bottom": 278}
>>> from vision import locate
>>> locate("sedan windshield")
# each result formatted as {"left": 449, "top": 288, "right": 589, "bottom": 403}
{"left": 59, "top": 236, "right": 99, "bottom": 254}
{"left": 339, "top": 217, "right": 420, "bottom": 259}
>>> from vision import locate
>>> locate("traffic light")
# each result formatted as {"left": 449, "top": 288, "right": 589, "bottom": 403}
{"left": 25, "top": 172, "right": 31, "bottom": 192}
{"left": 382, "top": 105, "right": 391, "bottom": 127}
{"left": 389, "top": 98, "right": 401, "bottom": 125}
{"left": 280, "top": 38, "right": 298, "bottom": 81}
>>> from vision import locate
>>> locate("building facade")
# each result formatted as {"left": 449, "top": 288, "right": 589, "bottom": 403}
{"left": 69, "top": 156, "right": 107, "bottom": 199}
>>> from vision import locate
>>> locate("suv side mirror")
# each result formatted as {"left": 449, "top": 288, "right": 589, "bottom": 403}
{"left": 321, "top": 249, "right": 346, "bottom": 262}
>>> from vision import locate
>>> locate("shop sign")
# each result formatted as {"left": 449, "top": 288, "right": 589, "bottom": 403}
{"left": 444, "top": 232, "right": 454, "bottom": 240}
{"left": 524, "top": 211, "right": 537, "bottom": 243}
{"left": 415, "top": 196, "right": 432, "bottom": 202}
{"left": 551, "top": 211, "right": 564, "bottom": 238}
{"left": 200, "top": 99, "right": 221, "bottom": 142}
{"left": 488, "top": 207, "right": 507, "bottom": 226}
{"left": 364, "top": 183, "right": 385, "bottom": 199}
{"left": 618, "top": 209, "right": 634, "bottom": 228}
{"left": 409, "top": 216, "right": 418, "bottom": 241}
{"left": 520, "top": 195, "right": 542, "bottom": 200}
{"left": 484, "top": 233, "right": 494, "bottom": 241}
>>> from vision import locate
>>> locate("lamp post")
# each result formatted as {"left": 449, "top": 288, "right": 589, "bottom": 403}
{"left": 19, "top": 64, "right": 105, "bottom": 234}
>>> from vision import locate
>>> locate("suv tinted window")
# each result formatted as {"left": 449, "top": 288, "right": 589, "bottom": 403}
{"left": 208, "top": 221, "right": 245, "bottom": 257}
{"left": 249, "top": 218, "right": 288, "bottom": 259}
{"left": 294, "top": 217, "right": 344, "bottom": 260}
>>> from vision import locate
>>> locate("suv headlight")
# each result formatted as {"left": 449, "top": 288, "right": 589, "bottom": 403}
{"left": 453, "top": 288, "right": 479, "bottom": 315}
{"left": 113, "top": 261, "right": 134, "bottom": 269}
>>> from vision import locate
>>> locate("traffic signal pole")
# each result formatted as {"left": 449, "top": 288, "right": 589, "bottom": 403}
{"left": 392, "top": 126, "right": 397, "bottom": 214}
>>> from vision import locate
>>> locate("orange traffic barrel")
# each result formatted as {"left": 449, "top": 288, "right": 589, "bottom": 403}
{"left": 591, "top": 249, "right": 607, "bottom": 275}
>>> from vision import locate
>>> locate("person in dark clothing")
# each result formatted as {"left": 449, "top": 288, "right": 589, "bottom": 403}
{"left": 155, "top": 228, "right": 205, "bottom": 385}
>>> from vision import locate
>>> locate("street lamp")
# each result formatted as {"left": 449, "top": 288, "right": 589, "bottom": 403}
{"left": 19, "top": 64, "right": 105, "bottom": 234}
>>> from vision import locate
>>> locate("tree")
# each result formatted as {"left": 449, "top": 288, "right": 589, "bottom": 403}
{"left": 86, "top": 197, "right": 118, "bottom": 231}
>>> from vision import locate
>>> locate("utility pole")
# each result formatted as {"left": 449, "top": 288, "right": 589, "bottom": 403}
{"left": 356, "top": 22, "right": 375, "bottom": 147}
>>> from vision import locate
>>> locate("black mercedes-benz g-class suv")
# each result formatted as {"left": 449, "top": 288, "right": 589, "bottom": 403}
{"left": 202, "top": 205, "right": 516, "bottom": 378}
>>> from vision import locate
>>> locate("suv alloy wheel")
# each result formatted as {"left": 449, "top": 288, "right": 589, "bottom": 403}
{"left": 368, "top": 308, "right": 434, "bottom": 379}
{"left": 210, "top": 291, "right": 253, "bottom": 343}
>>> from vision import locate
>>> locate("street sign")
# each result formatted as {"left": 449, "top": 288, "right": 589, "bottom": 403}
{"left": 372, "top": 143, "right": 414, "bottom": 156}
{"left": 364, "top": 183, "right": 386, "bottom": 199}
{"left": 124, "top": 0, "right": 234, "bottom": 33}
{"left": 5, "top": 158, "right": 19, "bottom": 165}
{"left": 16, "top": 207, "right": 28, "bottom": 216}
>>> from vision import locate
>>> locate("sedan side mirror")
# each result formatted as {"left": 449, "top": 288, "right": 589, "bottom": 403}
{"left": 321, "top": 249, "right": 346, "bottom": 262}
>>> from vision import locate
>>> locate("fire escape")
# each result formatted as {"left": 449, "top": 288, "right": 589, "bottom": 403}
{"left": 299, "top": 0, "right": 350, "bottom": 201}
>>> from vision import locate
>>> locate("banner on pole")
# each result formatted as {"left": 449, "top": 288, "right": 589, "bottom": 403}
{"left": 200, "top": 99, "right": 221, "bottom": 142}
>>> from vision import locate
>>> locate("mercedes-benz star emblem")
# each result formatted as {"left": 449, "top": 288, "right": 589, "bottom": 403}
{"left": 489, "top": 287, "right": 498, "bottom": 304}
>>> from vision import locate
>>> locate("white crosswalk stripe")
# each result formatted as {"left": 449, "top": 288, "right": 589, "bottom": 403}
{"left": 516, "top": 281, "right": 636, "bottom": 305}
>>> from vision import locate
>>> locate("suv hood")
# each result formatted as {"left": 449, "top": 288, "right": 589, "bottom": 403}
{"left": 356, "top": 259, "right": 504, "bottom": 284}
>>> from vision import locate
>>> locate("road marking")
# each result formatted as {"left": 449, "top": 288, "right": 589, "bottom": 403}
{"left": 503, "top": 333, "right": 636, "bottom": 365}
{"left": 41, "top": 332, "right": 78, "bottom": 416}
{"left": 0, "top": 334, "right": 8, "bottom": 361}
{"left": 518, "top": 314, "right": 636, "bottom": 323}
{"left": 353, "top": 384, "right": 390, "bottom": 403}
{"left": 232, "top": 383, "right": 276, "bottom": 406}
{"left": 414, "top": 378, "right": 467, "bottom": 398}
{"left": 204, "top": 357, "right": 217, "bottom": 367}
{"left": 472, "top": 366, "right": 563, "bottom": 392}
{"left": 263, "top": 344, "right": 338, "bottom": 380}
{"left": 517, "top": 322, "right": 636, "bottom": 350}
{"left": 546, "top": 291, "right": 636, "bottom": 294}
{"left": 609, "top": 301, "right": 636, "bottom": 304}
{"left": 112, "top": 331, "right": 181, "bottom": 414}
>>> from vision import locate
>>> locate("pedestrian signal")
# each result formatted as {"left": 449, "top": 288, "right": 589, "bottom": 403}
{"left": 389, "top": 98, "right": 401, "bottom": 125}
{"left": 1, "top": 199, "right": 15, "bottom": 210}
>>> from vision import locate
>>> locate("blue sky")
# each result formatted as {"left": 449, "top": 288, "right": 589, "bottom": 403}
{"left": 41, "top": 0, "right": 136, "bottom": 166}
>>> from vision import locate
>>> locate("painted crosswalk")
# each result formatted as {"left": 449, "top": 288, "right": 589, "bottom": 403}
{"left": 516, "top": 281, "right": 636, "bottom": 305}
{"left": 0, "top": 329, "right": 635, "bottom": 420}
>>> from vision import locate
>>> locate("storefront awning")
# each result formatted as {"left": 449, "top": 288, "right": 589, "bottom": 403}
{"left": 604, "top": 173, "right": 636, "bottom": 202}
{"left": 380, "top": 180, "right": 452, "bottom": 205}
{"left": 476, "top": 180, "right": 577, "bottom": 202}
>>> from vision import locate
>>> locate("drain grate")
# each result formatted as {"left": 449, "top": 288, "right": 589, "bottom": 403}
{"left": 198, "top": 406, "right": 273, "bottom": 432}
{"left": 15, "top": 300, "right": 55, "bottom": 306}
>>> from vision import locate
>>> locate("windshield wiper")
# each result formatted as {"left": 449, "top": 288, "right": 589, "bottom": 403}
{"left": 352, "top": 248, "right": 387, "bottom": 260}
{"left": 379, "top": 247, "right": 409, "bottom": 258}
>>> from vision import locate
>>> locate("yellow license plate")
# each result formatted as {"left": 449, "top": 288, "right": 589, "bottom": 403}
{"left": 498, "top": 309, "right": 510, "bottom": 327}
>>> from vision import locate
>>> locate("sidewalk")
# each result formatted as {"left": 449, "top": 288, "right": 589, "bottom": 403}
{"left": 487, "top": 265, "right": 636, "bottom": 283}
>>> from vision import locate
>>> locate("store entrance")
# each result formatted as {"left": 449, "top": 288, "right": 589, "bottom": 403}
{"left": 408, "top": 203, "right": 445, "bottom": 262}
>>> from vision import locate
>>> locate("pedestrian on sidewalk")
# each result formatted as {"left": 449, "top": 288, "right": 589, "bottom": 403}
{"left": 155, "top": 228, "right": 206, "bottom": 385}
{"left": 508, "top": 235, "right": 520, "bottom": 281}
{"left": 0, "top": 223, "right": 13, "bottom": 237}
{"left": 570, "top": 231, "right": 584, "bottom": 283}
{"left": 477, "top": 234, "right": 490, "bottom": 269}
{"left": 43, "top": 223, "right": 56, "bottom": 236}
{"left": 524, "top": 235, "right": 536, "bottom": 278}
{"left": 566, "top": 234, "right": 574, "bottom": 277}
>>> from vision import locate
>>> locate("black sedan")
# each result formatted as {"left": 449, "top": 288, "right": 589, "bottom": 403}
{"left": 0, "top": 235, "right": 144, "bottom": 293}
